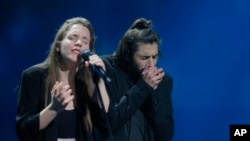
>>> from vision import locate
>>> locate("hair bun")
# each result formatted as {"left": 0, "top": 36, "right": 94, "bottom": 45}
{"left": 129, "top": 18, "right": 152, "bottom": 30}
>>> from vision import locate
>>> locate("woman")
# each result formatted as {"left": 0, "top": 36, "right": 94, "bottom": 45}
{"left": 16, "top": 17, "right": 109, "bottom": 141}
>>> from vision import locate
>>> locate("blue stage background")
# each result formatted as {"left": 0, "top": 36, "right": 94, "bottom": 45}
{"left": 1, "top": 0, "right": 250, "bottom": 140}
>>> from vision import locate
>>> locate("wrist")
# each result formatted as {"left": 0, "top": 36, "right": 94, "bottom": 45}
{"left": 48, "top": 103, "right": 64, "bottom": 113}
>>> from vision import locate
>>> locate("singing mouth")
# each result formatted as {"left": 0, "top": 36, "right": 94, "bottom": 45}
{"left": 72, "top": 48, "right": 81, "bottom": 55}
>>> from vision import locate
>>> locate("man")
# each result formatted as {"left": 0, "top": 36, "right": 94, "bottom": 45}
{"left": 101, "top": 18, "right": 174, "bottom": 141}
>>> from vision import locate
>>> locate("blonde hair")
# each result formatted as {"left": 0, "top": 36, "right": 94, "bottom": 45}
{"left": 36, "top": 17, "right": 96, "bottom": 131}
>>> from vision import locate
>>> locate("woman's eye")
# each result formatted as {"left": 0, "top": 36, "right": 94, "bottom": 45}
{"left": 69, "top": 37, "right": 75, "bottom": 40}
{"left": 69, "top": 35, "right": 78, "bottom": 40}
{"left": 82, "top": 39, "right": 89, "bottom": 45}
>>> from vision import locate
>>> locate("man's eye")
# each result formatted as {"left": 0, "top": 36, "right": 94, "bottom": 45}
{"left": 152, "top": 55, "right": 158, "bottom": 59}
{"left": 141, "top": 57, "right": 149, "bottom": 60}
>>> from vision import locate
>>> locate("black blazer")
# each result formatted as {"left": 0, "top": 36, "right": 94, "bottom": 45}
{"left": 101, "top": 55, "right": 174, "bottom": 141}
{"left": 15, "top": 66, "right": 108, "bottom": 141}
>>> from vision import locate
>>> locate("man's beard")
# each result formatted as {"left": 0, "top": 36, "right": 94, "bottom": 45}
{"left": 128, "top": 61, "right": 142, "bottom": 81}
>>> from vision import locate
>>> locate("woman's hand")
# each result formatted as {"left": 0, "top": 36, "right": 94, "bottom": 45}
{"left": 49, "top": 81, "right": 74, "bottom": 112}
{"left": 85, "top": 54, "right": 106, "bottom": 71}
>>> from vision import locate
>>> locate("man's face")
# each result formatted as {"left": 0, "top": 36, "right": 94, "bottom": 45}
{"left": 133, "top": 42, "right": 159, "bottom": 72}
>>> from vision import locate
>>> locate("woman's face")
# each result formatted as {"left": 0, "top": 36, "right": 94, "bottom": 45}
{"left": 58, "top": 24, "right": 91, "bottom": 67}
{"left": 133, "top": 42, "right": 159, "bottom": 71}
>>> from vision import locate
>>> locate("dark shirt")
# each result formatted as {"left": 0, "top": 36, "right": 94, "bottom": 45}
{"left": 15, "top": 66, "right": 107, "bottom": 141}
{"left": 101, "top": 55, "right": 174, "bottom": 141}
{"left": 57, "top": 110, "right": 77, "bottom": 138}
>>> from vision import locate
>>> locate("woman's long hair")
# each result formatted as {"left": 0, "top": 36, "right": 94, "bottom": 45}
{"left": 35, "top": 17, "right": 96, "bottom": 131}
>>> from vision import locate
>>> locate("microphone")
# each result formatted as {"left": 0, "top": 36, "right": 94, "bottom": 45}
{"left": 81, "top": 49, "right": 111, "bottom": 83}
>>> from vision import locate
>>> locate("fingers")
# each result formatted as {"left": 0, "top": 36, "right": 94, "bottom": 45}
{"left": 88, "top": 55, "right": 106, "bottom": 70}
{"left": 51, "top": 81, "right": 62, "bottom": 97}
{"left": 62, "top": 95, "right": 75, "bottom": 106}
{"left": 53, "top": 82, "right": 63, "bottom": 96}
{"left": 143, "top": 67, "right": 164, "bottom": 79}
{"left": 142, "top": 66, "right": 165, "bottom": 89}
{"left": 57, "top": 85, "right": 71, "bottom": 102}
{"left": 85, "top": 61, "right": 90, "bottom": 67}
{"left": 51, "top": 81, "right": 74, "bottom": 108}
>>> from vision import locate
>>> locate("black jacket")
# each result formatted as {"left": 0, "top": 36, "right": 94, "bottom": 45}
{"left": 15, "top": 66, "right": 107, "bottom": 141}
{"left": 101, "top": 55, "right": 174, "bottom": 141}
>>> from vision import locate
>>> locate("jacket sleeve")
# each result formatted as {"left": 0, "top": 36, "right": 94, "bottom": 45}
{"left": 89, "top": 98, "right": 111, "bottom": 140}
{"left": 15, "top": 67, "right": 45, "bottom": 141}
{"left": 109, "top": 79, "right": 154, "bottom": 132}
{"left": 101, "top": 56, "right": 154, "bottom": 132}
{"left": 141, "top": 75, "right": 174, "bottom": 141}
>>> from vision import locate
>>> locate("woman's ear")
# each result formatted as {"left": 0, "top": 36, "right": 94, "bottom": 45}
{"left": 56, "top": 47, "right": 60, "bottom": 52}
{"left": 55, "top": 42, "right": 60, "bottom": 52}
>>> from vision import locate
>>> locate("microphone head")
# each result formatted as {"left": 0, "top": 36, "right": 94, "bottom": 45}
{"left": 81, "top": 49, "right": 93, "bottom": 61}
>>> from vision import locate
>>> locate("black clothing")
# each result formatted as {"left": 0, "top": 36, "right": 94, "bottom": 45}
{"left": 102, "top": 55, "right": 174, "bottom": 141}
{"left": 57, "top": 110, "right": 77, "bottom": 138}
{"left": 15, "top": 66, "right": 107, "bottom": 141}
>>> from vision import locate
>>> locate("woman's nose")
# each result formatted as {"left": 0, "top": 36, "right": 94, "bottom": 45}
{"left": 75, "top": 39, "right": 82, "bottom": 46}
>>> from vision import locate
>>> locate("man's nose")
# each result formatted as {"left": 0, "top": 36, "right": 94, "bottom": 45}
{"left": 147, "top": 57, "right": 155, "bottom": 67}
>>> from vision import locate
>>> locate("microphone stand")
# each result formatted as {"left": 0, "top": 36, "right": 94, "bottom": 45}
{"left": 92, "top": 73, "right": 114, "bottom": 141}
